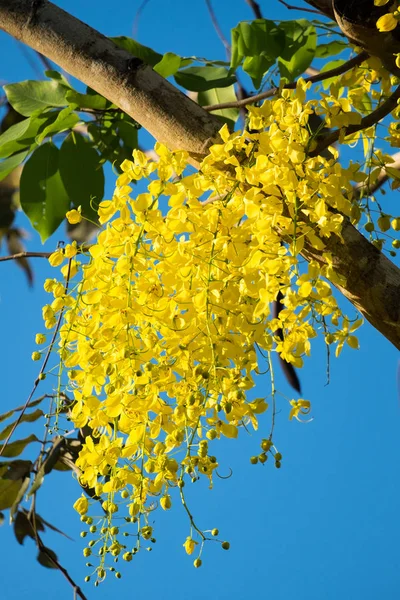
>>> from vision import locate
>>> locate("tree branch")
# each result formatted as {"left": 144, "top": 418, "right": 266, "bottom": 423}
{"left": 0, "top": 1, "right": 399, "bottom": 348}
{"left": 310, "top": 84, "right": 400, "bottom": 157}
{"left": 303, "top": 0, "right": 335, "bottom": 19}
{"left": 204, "top": 51, "right": 368, "bottom": 111}
{"left": 300, "top": 218, "right": 400, "bottom": 350}
{"left": 245, "top": 0, "right": 263, "bottom": 19}
{"left": 0, "top": 0, "right": 221, "bottom": 165}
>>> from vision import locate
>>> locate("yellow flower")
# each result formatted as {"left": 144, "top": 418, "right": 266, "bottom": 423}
{"left": 73, "top": 495, "right": 89, "bottom": 515}
{"left": 374, "top": 0, "right": 391, "bottom": 5}
{"left": 31, "top": 351, "right": 41, "bottom": 361}
{"left": 289, "top": 400, "right": 311, "bottom": 421}
{"left": 183, "top": 536, "right": 198, "bottom": 555}
{"left": 35, "top": 333, "right": 46, "bottom": 345}
{"left": 376, "top": 13, "right": 398, "bottom": 31}
{"left": 66, "top": 207, "right": 82, "bottom": 224}
{"left": 160, "top": 495, "right": 172, "bottom": 510}
{"left": 48, "top": 249, "right": 65, "bottom": 267}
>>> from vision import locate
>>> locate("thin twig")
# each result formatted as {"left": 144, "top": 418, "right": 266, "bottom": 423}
{"left": 0, "top": 251, "right": 53, "bottom": 262}
{"left": 245, "top": 0, "right": 262, "bottom": 19}
{"left": 310, "top": 84, "right": 400, "bottom": 157}
{"left": 0, "top": 246, "right": 90, "bottom": 263}
{"left": 30, "top": 496, "right": 87, "bottom": 600}
{"left": 205, "top": 0, "right": 230, "bottom": 57}
{"left": 132, "top": 0, "right": 151, "bottom": 37}
{"left": 278, "top": 0, "right": 323, "bottom": 14}
{"left": 0, "top": 260, "right": 72, "bottom": 456}
{"left": 203, "top": 51, "right": 369, "bottom": 111}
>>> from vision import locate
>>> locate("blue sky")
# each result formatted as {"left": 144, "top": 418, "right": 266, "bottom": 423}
{"left": 1, "top": 1, "right": 400, "bottom": 599}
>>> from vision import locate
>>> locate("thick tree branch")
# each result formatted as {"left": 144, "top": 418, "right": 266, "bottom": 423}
{"left": 0, "top": 0, "right": 399, "bottom": 348}
{"left": 301, "top": 219, "right": 400, "bottom": 350}
{"left": 0, "top": 0, "right": 221, "bottom": 165}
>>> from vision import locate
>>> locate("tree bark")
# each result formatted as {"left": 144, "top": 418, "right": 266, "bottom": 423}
{"left": 0, "top": 0, "right": 399, "bottom": 349}
{"left": 0, "top": 0, "right": 221, "bottom": 163}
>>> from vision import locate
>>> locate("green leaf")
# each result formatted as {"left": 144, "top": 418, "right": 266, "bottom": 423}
{"left": 10, "top": 475, "right": 30, "bottom": 522}
{"left": 0, "top": 461, "right": 31, "bottom": 510}
{"left": 65, "top": 90, "right": 110, "bottom": 110}
{"left": 13, "top": 510, "right": 35, "bottom": 544}
{"left": 0, "top": 434, "right": 39, "bottom": 458}
{"left": 4, "top": 81, "right": 69, "bottom": 117}
{"left": 0, "top": 118, "right": 34, "bottom": 159}
{"left": 28, "top": 437, "right": 65, "bottom": 497}
{"left": 154, "top": 52, "right": 182, "bottom": 78}
{"left": 36, "top": 106, "right": 79, "bottom": 144}
{"left": 0, "top": 397, "right": 46, "bottom": 424}
{"left": 0, "top": 409, "right": 44, "bottom": 441}
{"left": 0, "top": 477, "right": 21, "bottom": 510}
{"left": 117, "top": 120, "right": 139, "bottom": 149}
{"left": 175, "top": 66, "right": 236, "bottom": 92}
{"left": 59, "top": 132, "right": 104, "bottom": 220}
{"left": 278, "top": 20, "right": 317, "bottom": 82}
{"left": 198, "top": 85, "right": 239, "bottom": 126}
{"left": 230, "top": 19, "right": 285, "bottom": 71}
{"left": 315, "top": 40, "right": 347, "bottom": 58}
{"left": 111, "top": 36, "right": 162, "bottom": 66}
{"left": 243, "top": 55, "right": 275, "bottom": 89}
{"left": 35, "top": 513, "right": 73, "bottom": 540}
{"left": 0, "top": 112, "right": 60, "bottom": 160}
{"left": 0, "top": 150, "right": 29, "bottom": 183}
{"left": 37, "top": 547, "right": 58, "bottom": 569}
{"left": 44, "top": 70, "right": 73, "bottom": 88}
{"left": 20, "top": 143, "right": 70, "bottom": 242}
{"left": 319, "top": 59, "right": 346, "bottom": 89}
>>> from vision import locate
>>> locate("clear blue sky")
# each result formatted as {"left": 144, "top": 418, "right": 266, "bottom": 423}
{"left": 1, "top": 1, "right": 399, "bottom": 599}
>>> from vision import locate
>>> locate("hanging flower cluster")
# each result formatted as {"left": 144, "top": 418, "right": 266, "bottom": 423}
{"left": 37, "top": 79, "right": 374, "bottom": 582}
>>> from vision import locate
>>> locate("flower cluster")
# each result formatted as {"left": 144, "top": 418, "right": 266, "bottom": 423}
{"left": 38, "top": 79, "right": 375, "bottom": 582}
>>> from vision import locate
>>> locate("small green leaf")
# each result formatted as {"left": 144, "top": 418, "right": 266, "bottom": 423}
{"left": 20, "top": 142, "right": 70, "bottom": 242}
{"left": 243, "top": 55, "right": 275, "bottom": 89}
{"left": 278, "top": 20, "right": 317, "bottom": 82}
{"left": 0, "top": 150, "right": 29, "bottom": 182}
{"left": 44, "top": 70, "right": 73, "bottom": 88}
{"left": 4, "top": 81, "right": 68, "bottom": 117}
{"left": 65, "top": 90, "right": 110, "bottom": 110}
{"left": 59, "top": 132, "right": 104, "bottom": 220}
{"left": 0, "top": 434, "right": 39, "bottom": 458}
{"left": 117, "top": 120, "right": 139, "bottom": 149}
{"left": 36, "top": 106, "right": 79, "bottom": 144}
{"left": 230, "top": 19, "right": 285, "bottom": 72}
{"left": 198, "top": 85, "right": 239, "bottom": 126}
{"left": 10, "top": 475, "right": 30, "bottom": 522}
{"left": 28, "top": 437, "right": 64, "bottom": 497}
{"left": 319, "top": 59, "right": 347, "bottom": 89}
{"left": 13, "top": 510, "right": 35, "bottom": 544}
{"left": 315, "top": 40, "right": 347, "bottom": 58}
{"left": 0, "top": 478, "right": 21, "bottom": 510}
{"left": 0, "top": 397, "right": 46, "bottom": 424}
{"left": 154, "top": 52, "right": 182, "bottom": 78}
{"left": 175, "top": 66, "right": 236, "bottom": 92}
{"left": 111, "top": 36, "right": 162, "bottom": 66}
{"left": 0, "top": 409, "right": 44, "bottom": 441}
{"left": 37, "top": 547, "right": 58, "bottom": 569}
